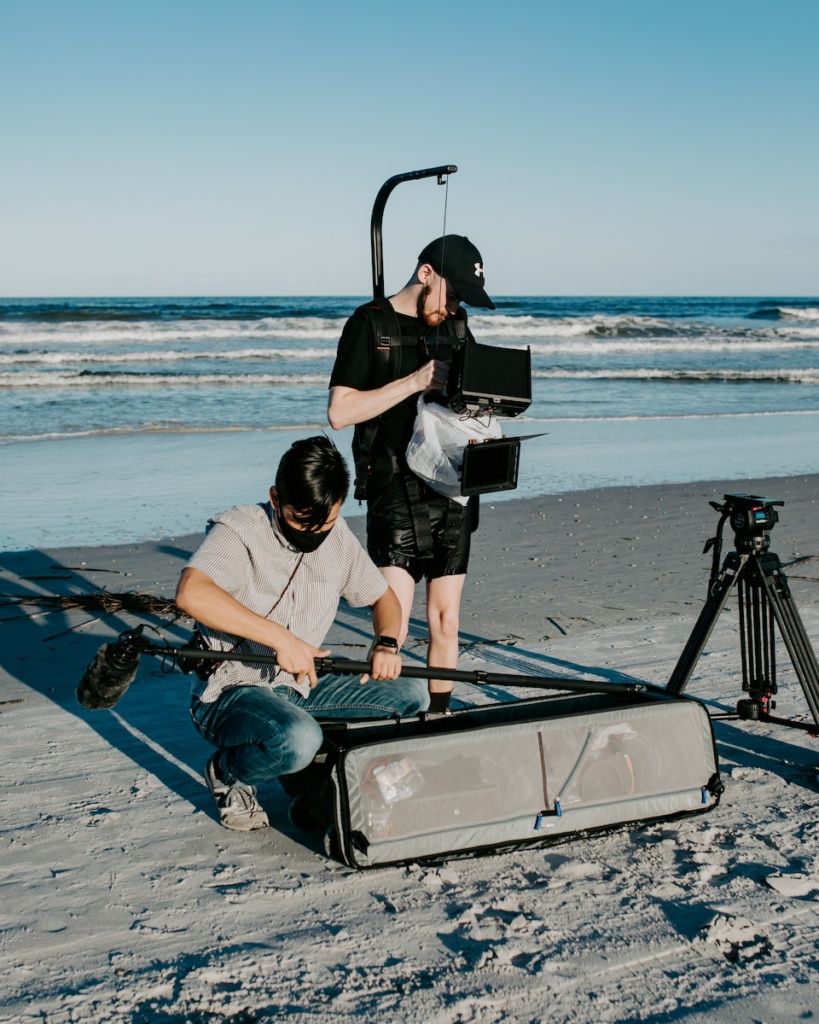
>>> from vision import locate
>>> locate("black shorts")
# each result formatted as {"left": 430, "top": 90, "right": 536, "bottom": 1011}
{"left": 366, "top": 471, "right": 473, "bottom": 583}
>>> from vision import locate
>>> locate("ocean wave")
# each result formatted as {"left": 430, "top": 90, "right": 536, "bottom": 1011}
{"left": 468, "top": 313, "right": 678, "bottom": 338}
{"left": 0, "top": 370, "right": 330, "bottom": 389}
{"left": 775, "top": 325, "right": 819, "bottom": 339}
{"left": 470, "top": 313, "right": 819, "bottom": 343}
{"left": 0, "top": 297, "right": 363, "bottom": 321}
{"left": 750, "top": 305, "right": 819, "bottom": 322}
{"left": 531, "top": 367, "right": 819, "bottom": 383}
{"left": 521, "top": 336, "right": 819, "bottom": 355}
{"left": 0, "top": 316, "right": 347, "bottom": 345}
{"left": 779, "top": 306, "right": 819, "bottom": 320}
{"left": 3, "top": 310, "right": 819, "bottom": 349}
{"left": 0, "top": 346, "right": 336, "bottom": 366}
{"left": 508, "top": 408, "right": 819, "bottom": 424}
{"left": 6, "top": 365, "right": 818, "bottom": 391}
{"left": 4, "top": 335, "right": 819, "bottom": 364}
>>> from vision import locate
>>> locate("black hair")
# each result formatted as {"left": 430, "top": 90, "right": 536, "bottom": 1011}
{"left": 274, "top": 435, "right": 349, "bottom": 530}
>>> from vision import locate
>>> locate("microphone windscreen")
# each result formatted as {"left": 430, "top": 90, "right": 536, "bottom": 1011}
{"left": 76, "top": 643, "right": 139, "bottom": 711}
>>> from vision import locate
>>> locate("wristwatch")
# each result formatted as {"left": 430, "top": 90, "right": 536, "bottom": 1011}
{"left": 372, "top": 635, "right": 399, "bottom": 650}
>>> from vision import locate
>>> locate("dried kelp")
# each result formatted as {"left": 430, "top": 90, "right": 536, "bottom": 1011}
{"left": 1, "top": 591, "right": 189, "bottom": 620}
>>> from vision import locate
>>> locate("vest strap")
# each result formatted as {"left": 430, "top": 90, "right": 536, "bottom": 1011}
{"left": 351, "top": 302, "right": 471, "bottom": 501}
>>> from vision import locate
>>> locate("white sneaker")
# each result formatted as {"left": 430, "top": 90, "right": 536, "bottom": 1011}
{"left": 205, "top": 753, "right": 270, "bottom": 831}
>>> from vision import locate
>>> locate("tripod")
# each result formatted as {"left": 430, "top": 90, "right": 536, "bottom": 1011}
{"left": 666, "top": 494, "right": 819, "bottom": 733}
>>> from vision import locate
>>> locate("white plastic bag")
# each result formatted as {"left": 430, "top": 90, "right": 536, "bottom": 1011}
{"left": 405, "top": 395, "right": 502, "bottom": 504}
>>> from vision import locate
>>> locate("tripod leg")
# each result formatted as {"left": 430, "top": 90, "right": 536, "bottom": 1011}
{"left": 736, "top": 573, "right": 778, "bottom": 704}
{"left": 758, "top": 553, "right": 819, "bottom": 727}
{"left": 666, "top": 552, "right": 748, "bottom": 695}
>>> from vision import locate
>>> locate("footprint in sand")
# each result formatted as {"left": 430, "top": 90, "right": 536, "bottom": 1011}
{"left": 766, "top": 872, "right": 819, "bottom": 899}
{"left": 699, "top": 913, "right": 772, "bottom": 963}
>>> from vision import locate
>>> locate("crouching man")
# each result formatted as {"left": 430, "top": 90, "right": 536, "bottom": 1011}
{"left": 175, "top": 435, "right": 429, "bottom": 832}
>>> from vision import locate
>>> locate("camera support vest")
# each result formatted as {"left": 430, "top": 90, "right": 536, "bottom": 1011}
{"left": 352, "top": 299, "right": 471, "bottom": 501}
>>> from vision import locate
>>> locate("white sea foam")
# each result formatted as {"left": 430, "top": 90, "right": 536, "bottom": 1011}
{"left": 778, "top": 306, "right": 819, "bottom": 321}
{"left": 468, "top": 313, "right": 673, "bottom": 338}
{"left": 521, "top": 336, "right": 819, "bottom": 355}
{"left": 775, "top": 325, "right": 819, "bottom": 339}
{"left": 0, "top": 316, "right": 346, "bottom": 345}
{"left": 5, "top": 364, "right": 819, "bottom": 390}
{"left": 0, "top": 371, "right": 329, "bottom": 388}
{"left": 3, "top": 336, "right": 818, "bottom": 365}
{"left": 0, "top": 346, "right": 335, "bottom": 366}
{"left": 3, "top": 311, "right": 818, "bottom": 351}
{"left": 532, "top": 367, "right": 819, "bottom": 383}
{"left": 469, "top": 315, "right": 819, "bottom": 345}
{"left": 510, "top": 407, "right": 819, "bottom": 424}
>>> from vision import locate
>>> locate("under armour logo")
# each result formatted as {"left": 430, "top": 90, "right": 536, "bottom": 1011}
{"left": 474, "top": 262, "right": 485, "bottom": 278}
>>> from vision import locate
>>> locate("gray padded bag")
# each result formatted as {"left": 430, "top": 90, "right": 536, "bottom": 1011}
{"left": 327, "top": 693, "right": 721, "bottom": 869}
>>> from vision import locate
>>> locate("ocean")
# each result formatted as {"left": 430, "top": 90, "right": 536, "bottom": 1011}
{"left": 2, "top": 295, "right": 818, "bottom": 550}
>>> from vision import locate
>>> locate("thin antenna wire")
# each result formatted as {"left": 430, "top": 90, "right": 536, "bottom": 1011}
{"left": 431, "top": 174, "right": 451, "bottom": 349}
{"left": 438, "top": 175, "right": 450, "bottom": 305}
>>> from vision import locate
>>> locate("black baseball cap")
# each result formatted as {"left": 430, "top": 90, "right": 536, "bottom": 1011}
{"left": 417, "top": 234, "right": 495, "bottom": 310}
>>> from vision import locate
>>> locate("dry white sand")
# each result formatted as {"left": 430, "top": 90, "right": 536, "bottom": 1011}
{"left": 2, "top": 475, "right": 819, "bottom": 1023}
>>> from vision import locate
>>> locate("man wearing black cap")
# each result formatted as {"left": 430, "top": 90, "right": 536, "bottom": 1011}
{"left": 328, "top": 235, "right": 495, "bottom": 713}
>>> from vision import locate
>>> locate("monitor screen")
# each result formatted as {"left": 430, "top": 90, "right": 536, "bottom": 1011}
{"left": 461, "top": 438, "right": 520, "bottom": 495}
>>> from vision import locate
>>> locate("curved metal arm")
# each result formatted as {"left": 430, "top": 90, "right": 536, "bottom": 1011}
{"left": 370, "top": 165, "right": 458, "bottom": 299}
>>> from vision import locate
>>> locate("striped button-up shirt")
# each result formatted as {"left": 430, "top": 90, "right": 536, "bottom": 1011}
{"left": 187, "top": 502, "right": 387, "bottom": 700}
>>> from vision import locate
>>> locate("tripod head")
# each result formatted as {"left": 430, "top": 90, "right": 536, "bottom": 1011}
{"left": 711, "top": 493, "right": 783, "bottom": 555}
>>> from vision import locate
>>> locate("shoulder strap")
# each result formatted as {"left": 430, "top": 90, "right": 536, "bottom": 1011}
{"left": 439, "top": 308, "right": 470, "bottom": 343}
{"left": 352, "top": 300, "right": 406, "bottom": 500}
{"left": 364, "top": 299, "right": 404, "bottom": 386}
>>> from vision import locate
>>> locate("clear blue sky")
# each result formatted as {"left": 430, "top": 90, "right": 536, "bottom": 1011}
{"left": 2, "top": 0, "right": 817, "bottom": 296}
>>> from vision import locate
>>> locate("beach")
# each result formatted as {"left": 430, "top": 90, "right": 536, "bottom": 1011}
{"left": 2, "top": 474, "right": 819, "bottom": 1022}
{"left": 5, "top": 0, "right": 819, "bottom": 1011}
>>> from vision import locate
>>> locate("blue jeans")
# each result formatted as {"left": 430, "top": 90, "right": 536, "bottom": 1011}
{"left": 190, "top": 673, "right": 429, "bottom": 786}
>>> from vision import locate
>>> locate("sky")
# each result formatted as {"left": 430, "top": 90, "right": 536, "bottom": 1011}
{"left": 1, "top": 0, "right": 818, "bottom": 297}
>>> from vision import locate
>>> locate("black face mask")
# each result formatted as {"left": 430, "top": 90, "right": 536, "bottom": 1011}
{"left": 275, "top": 508, "right": 333, "bottom": 553}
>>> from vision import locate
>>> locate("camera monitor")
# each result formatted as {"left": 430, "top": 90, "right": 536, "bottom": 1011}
{"left": 448, "top": 342, "right": 532, "bottom": 418}
{"left": 460, "top": 437, "right": 521, "bottom": 496}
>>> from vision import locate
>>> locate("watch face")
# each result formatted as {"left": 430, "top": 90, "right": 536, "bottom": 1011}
{"left": 375, "top": 636, "right": 398, "bottom": 649}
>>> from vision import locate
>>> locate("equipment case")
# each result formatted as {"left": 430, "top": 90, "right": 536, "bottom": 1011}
{"left": 322, "top": 691, "right": 722, "bottom": 869}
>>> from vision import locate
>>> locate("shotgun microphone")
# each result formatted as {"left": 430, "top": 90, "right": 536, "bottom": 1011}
{"left": 76, "top": 627, "right": 146, "bottom": 710}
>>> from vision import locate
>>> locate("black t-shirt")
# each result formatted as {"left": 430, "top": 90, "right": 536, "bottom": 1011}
{"left": 330, "top": 301, "right": 470, "bottom": 455}
{"left": 329, "top": 303, "right": 428, "bottom": 453}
